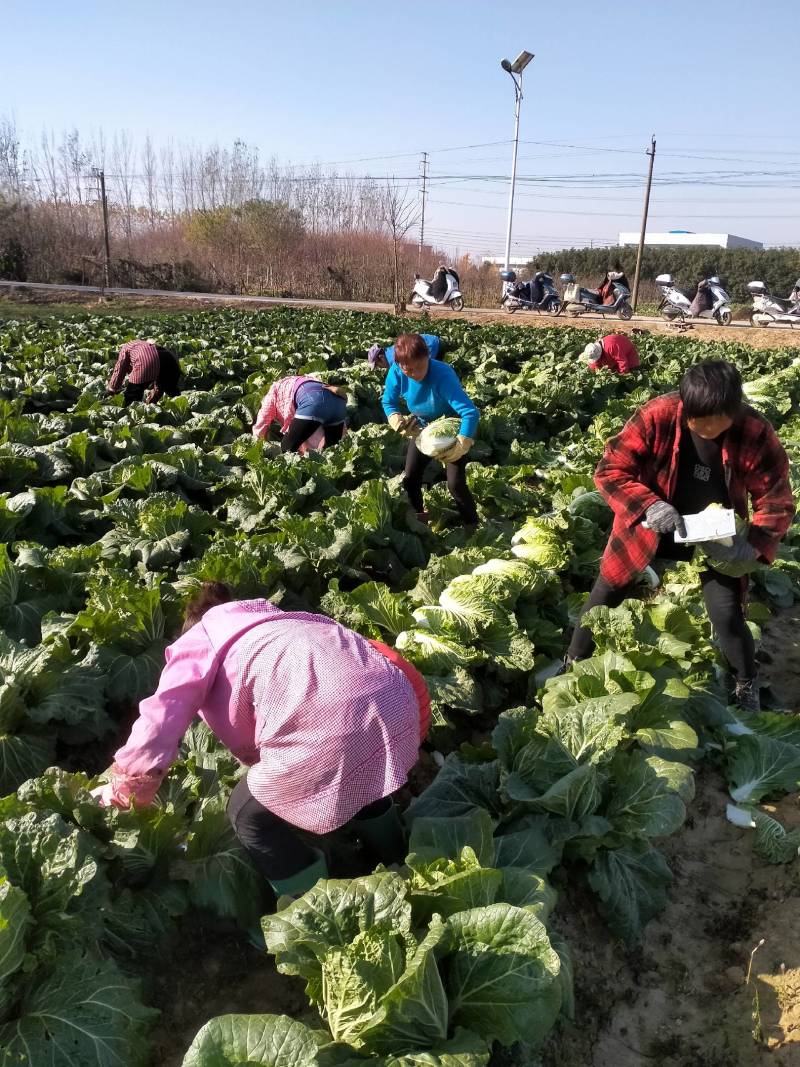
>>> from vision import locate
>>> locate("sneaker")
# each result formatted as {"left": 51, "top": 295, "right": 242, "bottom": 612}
{"left": 732, "top": 677, "right": 761, "bottom": 714}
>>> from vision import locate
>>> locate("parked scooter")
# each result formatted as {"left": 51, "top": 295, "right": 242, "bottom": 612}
{"left": 747, "top": 279, "right": 800, "bottom": 329}
{"left": 559, "top": 271, "right": 633, "bottom": 320}
{"left": 410, "top": 266, "right": 464, "bottom": 311}
{"left": 500, "top": 270, "right": 562, "bottom": 314}
{"left": 655, "top": 274, "right": 732, "bottom": 326}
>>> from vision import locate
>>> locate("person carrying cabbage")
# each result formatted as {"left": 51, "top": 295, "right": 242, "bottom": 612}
{"left": 367, "top": 332, "right": 443, "bottom": 372}
{"left": 565, "top": 360, "right": 795, "bottom": 712}
{"left": 382, "top": 332, "right": 480, "bottom": 526}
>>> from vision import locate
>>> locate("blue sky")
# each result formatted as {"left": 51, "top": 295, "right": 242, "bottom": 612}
{"left": 4, "top": 0, "right": 799, "bottom": 256}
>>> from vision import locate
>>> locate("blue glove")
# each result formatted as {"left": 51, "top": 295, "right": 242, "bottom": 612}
{"left": 701, "top": 535, "right": 757, "bottom": 565}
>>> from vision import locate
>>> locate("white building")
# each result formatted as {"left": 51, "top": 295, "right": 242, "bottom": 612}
{"left": 481, "top": 256, "right": 532, "bottom": 268}
{"left": 617, "top": 231, "right": 763, "bottom": 251}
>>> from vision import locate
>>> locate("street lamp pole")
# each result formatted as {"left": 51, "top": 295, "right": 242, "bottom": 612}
{"left": 501, "top": 50, "right": 534, "bottom": 274}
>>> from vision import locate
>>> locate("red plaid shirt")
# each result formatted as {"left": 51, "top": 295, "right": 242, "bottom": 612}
{"left": 595, "top": 392, "right": 795, "bottom": 588}
{"left": 108, "top": 340, "right": 160, "bottom": 392}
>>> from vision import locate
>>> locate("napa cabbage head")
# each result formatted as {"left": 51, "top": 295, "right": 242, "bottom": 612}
{"left": 694, "top": 511, "right": 759, "bottom": 577}
{"left": 511, "top": 518, "right": 569, "bottom": 570}
{"left": 417, "top": 417, "right": 461, "bottom": 459}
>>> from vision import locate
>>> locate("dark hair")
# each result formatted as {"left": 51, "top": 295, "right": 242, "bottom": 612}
{"left": 182, "top": 581, "right": 234, "bottom": 633}
{"left": 679, "top": 361, "right": 743, "bottom": 419}
{"left": 394, "top": 333, "right": 429, "bottom": 364}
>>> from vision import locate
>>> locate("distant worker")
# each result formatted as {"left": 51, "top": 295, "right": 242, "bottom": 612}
{"left": 382, "top": 332, "right": 479, "bottom": 526}
{"left": 367, "top": 333, "right": 443, "bottom": 372}
{"left": 252, "top": 375, "right": 347, "bottom": 453}
{"left": 93, "top": 582, "right": 430, "bottom": 899}
{"left": 106, "top": 339, "right": 181, "bottom": 406}
{"left": 580, "top": 333, "right": 641, "bottom": 374}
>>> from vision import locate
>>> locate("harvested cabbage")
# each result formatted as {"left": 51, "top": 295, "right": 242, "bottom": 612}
{"left": 416, "top": 417, "right": 461, "bottom": 459}
{"left": 694, "top": 511, "right": 758, "bottom": 577}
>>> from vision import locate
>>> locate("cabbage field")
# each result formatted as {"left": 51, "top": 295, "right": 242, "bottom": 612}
{"left": 0, "top": 306, "right": 799, "bottom": 1067}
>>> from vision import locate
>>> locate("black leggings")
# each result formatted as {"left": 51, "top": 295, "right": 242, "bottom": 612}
{"left": 123, "top": 350, "right": 182, "bottom": 406}
{"left": 227, "top": 776, "right": 391, "bottom": 880}
{"left": 567, "top": 569, "right": 755, "bottom": 680}
{"left": 281, "top": 418, "right": 344, "bottom": 453}
{"left": 403, "top": 439, "right": 478, "bottom": 524}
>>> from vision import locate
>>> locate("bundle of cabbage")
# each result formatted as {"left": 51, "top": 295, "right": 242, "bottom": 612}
{"left": 416, "top": 417, "right": 461, "bottom": 459}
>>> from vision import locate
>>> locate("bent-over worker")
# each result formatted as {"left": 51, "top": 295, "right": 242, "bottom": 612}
{"left": 93, "top": 582, "right": 430, "bottom": 898}
{"left": 252, "top": 375, "right": 347, "bottom": 453}
{"left": 106, "top": 339, "right": 181, "bottom": 406}
{"left": 565, "top": 361, "right": 794, "bottom": 712}
{"left": 382, "top": 332, "right": 480, "bottom": 526}
{"left": 580, "top": 333, "right": 641, "bottom": 374}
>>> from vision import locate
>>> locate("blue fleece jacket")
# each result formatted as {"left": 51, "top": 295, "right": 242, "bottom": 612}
{"left": 382, "top": 358, "right": 479, "bottom": 439}
{"left": 384, "top": 333, "right": 441, "bottom": 365}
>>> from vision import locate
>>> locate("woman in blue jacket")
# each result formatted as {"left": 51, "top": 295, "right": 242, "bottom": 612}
{"left": 382, "top": 332, "right": 479, "bottom": 525}
{"left": 367, "top": 332, "right": 442, "bottom": 371}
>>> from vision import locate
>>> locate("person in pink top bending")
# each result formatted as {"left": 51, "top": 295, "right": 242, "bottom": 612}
{"left": 252, "top": 375, "right": 348, "bottom": 454}
{"left": 94, "top": 582, "right": 430, "bottom": 899}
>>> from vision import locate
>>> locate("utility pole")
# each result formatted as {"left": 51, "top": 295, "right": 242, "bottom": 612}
{"left": 92, "top": 167, "right": 112, "bottom": 292}
{"left": 631, "top": 136, "right": 656, "bottom": 314}
{"left": 418, "top": 152, "right": 428, "bottom": 272}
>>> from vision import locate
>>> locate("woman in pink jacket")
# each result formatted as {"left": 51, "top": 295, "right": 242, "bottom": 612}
{"left": 95, "top": 583, "right": 430, "bottom": 898}
{"left": 252, "top": 375, "right": 347, "bottom": 453}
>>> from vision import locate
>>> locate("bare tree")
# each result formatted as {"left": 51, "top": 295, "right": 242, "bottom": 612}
{"left": 381, "top": 180, "right": 419, "bottom": 312}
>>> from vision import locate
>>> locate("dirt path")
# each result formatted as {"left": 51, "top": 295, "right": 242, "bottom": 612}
{"left": 543, "top": 604, "right": 800, "bottom": 1067}
{"left": 3, "top": 283, "right": 800, "bottom": 350}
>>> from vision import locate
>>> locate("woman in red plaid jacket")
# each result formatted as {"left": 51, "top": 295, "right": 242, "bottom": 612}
{"left": 566, "top": 361, "right": 795, "bottom": 711}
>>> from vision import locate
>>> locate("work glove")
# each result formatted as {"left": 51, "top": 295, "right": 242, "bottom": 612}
{"left": 90, "top": 782, "right": 115, "bottom": 807}
{"left": 644, "top": 500, "right": 687, "bottom": 537}
{"left": 439, "top": 435, "right": 474, "bottom": 464}
{"left": 700, "top": 534, "right": 758, "bottom": 565}
{"left": 388, "top": 412, "right": 421, "bottom": 439}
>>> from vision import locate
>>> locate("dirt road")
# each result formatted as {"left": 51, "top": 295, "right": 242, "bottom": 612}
{"left": 3, "top": 279, "right": 799, "bottom": 350}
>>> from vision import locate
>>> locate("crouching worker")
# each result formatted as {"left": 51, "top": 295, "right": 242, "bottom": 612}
{"left": 252, "top": 374, "right": 347, "bottom": 453}
{"left": 565, "top": 361, "right": 794, "bottom": 711}
{"left": 367, "top": 332, "right": 443, "bottom": 372}
{"left": 93, "top": 582, "right": 430, "bottom": 899}
{"left": 106, "top": 339, "right": 182, "bottom": 406}
{"left": 580, "top": 333, "right": 641, "bottom": 374}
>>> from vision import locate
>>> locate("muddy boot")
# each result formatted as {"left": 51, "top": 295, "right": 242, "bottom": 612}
{"left": 732, "top": 677, "right": 761, "bottom": 714}
{"left": 352, "top": 803, "right": 407, "bottom": 866}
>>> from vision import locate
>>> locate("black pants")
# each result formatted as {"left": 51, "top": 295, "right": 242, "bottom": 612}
{"left": 227, "top": 776, "right": 391, "bottom": 880}
{"left": 403, "top": 439, "right": 479, "bottom": 524}
{"left": 281, "top": 418, "right": 344, "bottom": 453}
{"left": 567, "top": 568, "right": 755, "bottom": 680}
{"left": 123, "top": 350, "right": 182, "bottom": 407}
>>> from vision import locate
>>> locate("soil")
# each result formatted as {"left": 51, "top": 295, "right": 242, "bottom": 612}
{"left": 541, "top": 603, "right": 800, "bottom": 1067}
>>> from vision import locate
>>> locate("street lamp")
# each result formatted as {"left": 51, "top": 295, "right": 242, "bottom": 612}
{"left": 500, "top": 50, "right": 534, "bottom": 275}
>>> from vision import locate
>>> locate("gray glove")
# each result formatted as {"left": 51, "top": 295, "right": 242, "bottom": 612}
{"left": 701, "top": 535, "right": 758, "bottom": 565}
{"left": 644, "top": 500, "right": 687, "bottom": 537}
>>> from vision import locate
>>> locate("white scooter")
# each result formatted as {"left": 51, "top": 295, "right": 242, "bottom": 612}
{"left": 747, "top": 280, "right": 800, "bottom": 329}
{"left": 410, "top": 269, "right": 464, "bottom": 311}
{"left": 656, "top": 274, "right": 732, "bottom": 326}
